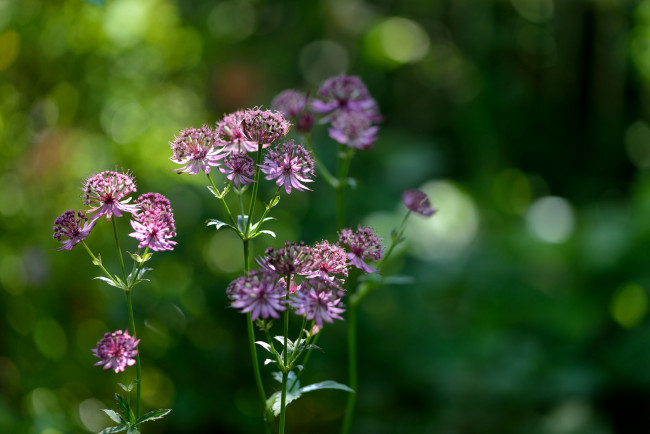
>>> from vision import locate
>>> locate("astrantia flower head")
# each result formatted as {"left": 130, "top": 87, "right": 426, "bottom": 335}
{"left": 259, "top": 140, "right": 315, "bottom": 194}
{"left": 227, "top": 270, "right": 287, "bottom": 321}
{"left": 290, "top": 278, "right": 345, "bottom": 327}
{"left": 169, "top": 125, "right": 226, "bottom": 175}
{"left": 338, "top": 226, "right": 383, "bottom": 273}
{"left": 329, "top": 111, "right": 379, "bottom": 150}
{"left": 402, "top": 189, "right": 436, "bottom": 217}
{"left": 240, "top": 108, "right": 292, "bottom": 146}
{"left": 52, "top": 210, "right": 96, "bottom": 251}
{"left": 257, "top": 241, "right": 317, "bottom": 276}
{"left": 215, "top": 110, "right": 258, "bottom": 153}
{"left": 128, "top": 193, "right": 177, "bottom": 251}
{"left": 311, "top": 75, "right": 381, "bottom": 122}
{"left": 92, "top": 330, "right": 140, "bottom": 373}
{"left": 219, "top": 152, "right": 256, "bottom": 188}
{"left": 306, "top": 240, "right": 348, "bottom": 286}
{"left": 272, "top": 89, "right": 314, "bottom": 134}
{"left": 83, "top": 170, "right": 139, "bottom": 221}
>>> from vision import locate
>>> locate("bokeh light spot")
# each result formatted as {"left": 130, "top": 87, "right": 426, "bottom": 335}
{"left": 141, "top": 366, "right": 175, "bottom": 408}
{"left": 0, "top": 30, "right": 19, "bottom": 72}
{"left": 492, "top": 168, "right": 532, "bottom": 214}
{"left": 33, "top": 318, "right": 67, "bottom": 360}
{"left": 208, "top": 0, "right": 256, "bottom": 41}
{"left": 407, "top": 180, "right": 479, "bottom": 261}
{"left": 79, "top": 398, "right": 106, "bottom": 432}
{"left": 526, "top": 196, "right": 574, "bottom": 243}
{"left": 364, "top": 17, "right": 430, "bottom": 67}
{"left": 611, "top": 283, "right": 648, "bottom": 329}
{"left": 103, "top": 0, "right": 151, "bottom": 47}
{"left": 299, "top": 40, "right": 348, "bottom": 85}
{"left": 203, "top": 229, "right": 243, "bottom": 274}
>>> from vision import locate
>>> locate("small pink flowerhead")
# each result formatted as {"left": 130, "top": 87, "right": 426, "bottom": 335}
{"left": 259, "top": 140, "right": 315, "bottom": 194}
{"left": 240, "top": 108, "right": 292, "bottom": 146}
{"left": 215, "top": 110, "right": 258, "bottom": 153}
{"left": 128, "top": 193, "right": 177, "bottom": 251}
{"left": 338, "top": 226, "right": 383, "bottom": 274}
{"left": 402, "top": 189, "right": 436, "bottom": 217}
{"left": 219, "top": 152, "right": 256, "bottom": 189}
{"left": 272, "top": 89, "right": 314, "bottom": 134}
{"left": 289, "top": 278, "right": 345, "bottom": 327}
{"left": 169, "top": 125, "right": 226, "bottom": 175}
{"left": 92, "top": 330, "right": 140, "bottom": 374}
{"left": 227, "top": 270, "right": 287, "bottom": 321}
{"left": 83, "top": 170, "right": 139, "bottom": 221}
{"left": 52, "top": 210, "right": 96, "bottom": 251}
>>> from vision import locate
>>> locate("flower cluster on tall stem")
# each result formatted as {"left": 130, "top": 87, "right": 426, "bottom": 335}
{"left": 83, "top": 170, "right": 139, "bottom": 221}
{"left": 169, "top": 125, "right": 226, "bottom": 175}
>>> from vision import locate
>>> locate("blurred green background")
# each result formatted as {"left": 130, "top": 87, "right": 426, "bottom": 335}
{"left": 2, "top": 0, "right": 650, "bottom": 432}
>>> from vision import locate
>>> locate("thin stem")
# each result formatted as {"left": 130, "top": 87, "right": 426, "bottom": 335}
{"left": 340, "top": 305, "right": 357, "bottom": 434}
{"left": 245, "top": 141, "right": 265, "bottom": 237}
{"left": 289, "top": 322, "right": 318, "bottom": 393}
{"left": 279, "top": 370, "right": 289, "bottom": 434}
{"left": 246, "top": 312, "right": 267, "bottom": 408}
{"left": 81, "top": 241, "right": 113, "bottom": 281}
{"left": 206, "top": 173, "right": 237, "bottom": 228}
{"left": 125, "top": 290, "right": 142, "bottom": 423}
{"left": 111, "top": 216, "right": 128, "bottom": 283}
{"left": 279, "top": 275, "right": 291, "bottom": 434}
{"left": 336, "top": 146, "right": 355, "bottom": 229}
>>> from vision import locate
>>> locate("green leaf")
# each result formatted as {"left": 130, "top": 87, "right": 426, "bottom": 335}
{"left": 126, "top": 427, "right": 139, "bottom": 434}
{"left": 117, "top": 379, "right": 139, "bottom": 393}
{"left": 134, "top": 408, "right": 171, "bottom": 425}
{"left": 250, "top": 229, "right": 276, "bottom": 239}
{"left": 236, "top": 214, "right": 249, "bottom": 233}
{"left": 94, "top": 276, "right": 121, "bottom": 288}
{"left": 114, "top": 394, "right": 134, "bottom": 424}
{"left": 266, "top": 389, "right": 302, "bottom": 417}
{"left": 98, "top": 426, "right": 128, "bottom": 434}
{"left": 267, "top": 195, "right": 280, "bottom": 209}
{"left": 128, "top": 251, "right": 152, "bottom": 264}
{"left": 255, "top": 341, "right": 273, "bottom": 353}
{"left": 206, "top": 219, "right": 235, "bottom": 231}
{"left": 298, "top": 380, "right": 354, "bottom": 394}
{"left": 92, "top": 254, "right": 103, "bottom": 266}
{"left": 102, "top": 409, "right": 125, "bottom": 425}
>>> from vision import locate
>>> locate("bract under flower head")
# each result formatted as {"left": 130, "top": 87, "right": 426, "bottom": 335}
{"left": 240, "top": 108, "right": 291, "bottom": 146}
{"left": 329, "top": 111, "right": 379, "bottom": 150}
{"left": 52, "top": 210, "right": 96, "bottom": 251}
{"left": 83, "top": 170, "right": 139, "bottom": 221}
{"left": 169, "top": 125, "right": 226, "bottom": 175}
{"left": 257, "top": 241, "right": 317, "bottom": 276}
{"left": 311, "top": 75, "right": 381, "bottom": 122}
{"left": 290, "top": 278, "right": 345, "bottom": 327}
{"left": 402, "top": 189, "right": 436, "bottom": 217}
{"left": 219, "top": 152, "right": 256, "bottom": 188}
{"left": 227, "top": 270, "right": 287, "bottom": 321}
{"left": 338, "top": 226, "right": 383, "bottom": 273}
{"left": 92, "top": 330, "right": 140, "bottom": 373}
{"left": 215, "top": 110, "right": 258, "bottom": 153}
{"left": 128, "top": 193, "right": 177, "bottom": 251}
{"left": 259, "top": 140, "right": 315, "bottom": 194}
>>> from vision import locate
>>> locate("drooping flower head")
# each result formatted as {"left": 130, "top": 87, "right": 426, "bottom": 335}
{"left": 227, "top": 270, "right": 287, "bottom": 321}
{"left": 215, "top": 110, "right": 258, "bottom": 153}
{"left": 169, "top": 125, "right": 226, "bottom": 175}
{"left": 305, "top": 240, "right": 349, "bottom": 287}
{"left": 402, "top": 189, "right": 436, "bottom": 217}
{"left": 92, "top": 330, "right": 140, "bottom": 374}
{"left": 338, "top": 226, "right": 383, "bottom": 273}
{"left": 257, "top": 241, "right": 317, "bottom": 276}
{"left": 259, "top": 140, "right": 315, "bottom": 194}
{"left": 219, "top": 152, "right": 256, "bottom": 189}
{"left": 128, "top": 193, "right": 177, "bottom": 251}
{"left": 240, "top": 108, "right": 292, "bottom": 147}
{"left": 83, "top": 170, "right": 139, "bottom": 221}
{"left": 311, "top": 75, "right": 381, "bottom": 122}
{"left": 272, "top": 89, "right": 314, "bottom": 134}
{"left": 329, "top": 111, "right": 379, "bottom": 150}
{"left": 52, "top": 210, "right": 96, "bottom": 251}
{"left": 290, "top": 278, "right": 345, "bottom": 327}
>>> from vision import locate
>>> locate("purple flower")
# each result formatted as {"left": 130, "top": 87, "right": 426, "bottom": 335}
{"left": 240, "top": 108, "right": 292, "bottom": 146}
{"left": 338, "top": 226, "right": 383, "bottom": 273}
{"left": 402, "top": 189, "right": 436, "bottom": 217}
{"left": 257, "top": 241, "right": 317, "bottom": 276}
{"left": 259, "top": 140, "right": 315, "bottom": 194}
{"left": 52, "top": 210, "right": 96, "bottom": 251}
{"left": 219, "top": 152, "right": 256, "bottom": 188}
{"left": 329, "top": 111, "right": 379, "bottom": 150}
{"left": 290, "top": 278, "right": 345, "bottom": 327}
{"left": 272, "top": 89, "right": 314, "bottom": 134}
{"left": 215, "top": 110, "right": 258, "bottom": 153}
{"left": 83, "top": 170, "right": 139, "bottom": 221}
{"left": 305, "top": 241, "right": 348, "bottom": 287}
{"left": 128, "top": 193, "right": 177, "bottom": 251}
{"left": 227, "top": 270, "right": 287, "bottom": 321}
{"left": 311, "top": 75, "right": 381, "bottom": 122}
{"left": 169, "top": 125, "right": 226, "bottom": 175}
{"left": 92, "top": 330, "right": 140, "bottom": 373}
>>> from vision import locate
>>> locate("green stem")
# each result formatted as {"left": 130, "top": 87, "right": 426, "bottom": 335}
{"left": 111, "top": 216, "right": 128, "bottom": 283}
{"left": 245, "top": 141, "right": 265, "bottom": 237}
{"left": 340, "top": 304, "right": 357, "bottom": 434}
{"left": 279, "top": 276, "right": 291, "bottom": 434}
{"left": 289, "top": 322, "right": 318, "bottom": 393}
{"left": 125, "top": 290, "right": 142, "bottom": 423}
{"left": 81, "top": 241, "right": 113, "bottom": 281}
{"left": 247, "top": 312, "right": 267, "bottom": 409}
{"left": 336, "top": 146, "right": 355, "bottom": 229}
{"left": 279, "top": 370, "right": 289, "bottom": 434}
{"left": 206, "top": 173, "right": 237, "bottom": 228}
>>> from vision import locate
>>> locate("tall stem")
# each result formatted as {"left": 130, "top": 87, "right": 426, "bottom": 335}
{"left": 340, "top": 305, "right": 357, "bottom": 434}
{"left": 111, "top": 217, "right": 128, "bottom": 283}
{"left": 279, "top": 274, "right": 291, "bottom": 434}
{"left": 336, "top": 146, "right": 354, "bottom": 229}
{"left": 245, "top": 141, "right": 265, "bottom": 237}
{"left": 125, "top": 290, "right": 142, "bottom": 423}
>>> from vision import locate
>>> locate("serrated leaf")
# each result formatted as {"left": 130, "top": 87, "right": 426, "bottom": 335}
{"left": 114, "top": 394, "right": 134, "bottom": 424}
{"left": 94, "top": 276, "right": 121, "bottom": 288}
{"left": 272, "top": 371, "right": 297, "bottom": 384}
{"left": 206, "top": 219, "right": 235, "bottom": 231}
{"left": 134, "top": 408, "right": 171, "bottom": 425}
{"left": 98, "top": 426, "right": 128, "bottom": 434}
{"left": 298, "top": 380, "right": 354, "bottom": 394}
{"left": 102, "top": 409, "right": 125, "bottom": 425}
{"left": 266, "top": 390, "right": 302, "bottom": 417}
{"left": 255, "top": 341, "right": 272, "bottom": 353}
